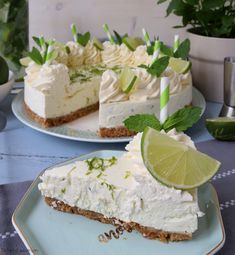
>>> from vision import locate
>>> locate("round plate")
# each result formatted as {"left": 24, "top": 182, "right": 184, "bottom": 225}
{"left": 11, "top": 87, "right": 206, "bottom": 143}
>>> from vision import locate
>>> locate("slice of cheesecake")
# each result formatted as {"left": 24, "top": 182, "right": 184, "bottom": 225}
{"left": 38, "top": 130, "right": 203, "bottom": 242}
{"left": 99, "top": 67, "right": 192, "bottom": 137}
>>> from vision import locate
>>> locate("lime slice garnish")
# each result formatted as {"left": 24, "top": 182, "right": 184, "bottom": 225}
{"left": 122, "top": 37, "right": 144, "bottom": 51}
{"left": 206, "top": 117, "right": 235, "bottom": 141}
{"left": 141, "top": 127, "right": 221, "bottom": 189}
{"left": 20, "top": 57, "right": 31, "bottom": 67}
{"left": 119, "top": 67, "right": 137, "bottom": 94}
{"left": 169, "top": 57, "right": 191, "bottom": 74}
{"left": 93, "top": 37, "right": 104, "bottom": 51}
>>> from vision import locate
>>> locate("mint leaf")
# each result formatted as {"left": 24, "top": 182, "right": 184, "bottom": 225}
{"left": 113, "top": 30, "right": 128, "bottom": 45}
{"left": 147, "top": 56, "right": 169, "bottom": 77}
{"left": 174, "top": 39, "right": 190, "bottom": 59}
{"left": 163, "top": 106, "right": 202, "bottom": 132}
{"left": 160, "top": 43, "right": 174, "bottom": 57}
{"left": 77, "top": 32, "right": 90, "bottom": 47}
{"left": 32, "top": 36, "right": 41, "bottom": 48}
{"left": 124, "top": 114, "right": 161, "bottom": 132}
{"left": 147, "top": 45, "right": 154, "bottom": 55}
{"left": 28, "top": 47, "right": 43, "bottom": 65}
{"left": 138, "top": 64, "right": 149, "bottom": 69}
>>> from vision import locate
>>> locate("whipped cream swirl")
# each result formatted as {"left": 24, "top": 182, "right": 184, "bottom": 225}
{"left": 83, "top": 41, "right": 101, "bottom": 65}
{"left": 54, "top": 44, "right": 68, "bottom": 66}
{"left": 99, "top": 70, "right": 127, "bottom": 103}
{"left": 119, "top": 44, "right": 134, "bottom": 66}
{"left": 66, "top": 41, "right": 85, "bottom": 67}
{"left": 25, "top": 62, "right": 70, "bottom": 95}
{"left": 101, "top": 41, "right": 123, "bottom": 66}
{"left": 129, "top": 68, "right": 160, "bottom": 101}
{"left": 132, "top": 45, "right": 152, "bottom": 67}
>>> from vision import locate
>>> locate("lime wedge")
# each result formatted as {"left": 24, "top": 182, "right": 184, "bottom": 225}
{"left": 119, "top": 67, "right": 137, "bottom": 93}
{"left": 93, "top": 37, "right": 104, "bottom": 50}
{"left": 20, "top": 57, "right": 31, "bottom": 66}
{"left": 141, "top": 127, "right": 221, "bottom": 189}
{"left": 169, "top": 57, "right": 191, "bottom": 74}
{"left": 206, "top": 117, "right": 235, "bottom": 141}
{"left": 122, "top": 37, "right": 144, "bottom": 51}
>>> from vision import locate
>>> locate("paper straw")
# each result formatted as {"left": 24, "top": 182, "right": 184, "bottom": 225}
{"left": 71, "top": 23, "right": 78, "bottom": 43}
{"left": 142, "top": 28, "right": 151, "bottom": 47}
{"left": 45, "top": 40, "right": 55, "bottom": 65}
{"left": 173, "top": 34, "right": 180, "bottom": 52}
{"left": 39, "top": 36, "right": 46, "bottom": 51}
{"left": 160, "top": 77, "right": 170, "bottom": 124}
{"left": 103, "top": 23, "right": 115, "bottom": 44}
{"left": 151, "top": 40, "right": 161, "bottom": 64}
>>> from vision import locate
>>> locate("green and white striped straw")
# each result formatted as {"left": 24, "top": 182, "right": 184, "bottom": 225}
{"left": 142, "top": 28, "right": 151, "bottom": 47}
{"left": 71, "top": 23, "right": 78, "bottom": 43}
{"left": 173, "top": 34, "right": 180, "bottom": 52}
{"left": 45, "top": 40, "right": 55, "bottom": 65}
{"left": 151, "top": 39, "right": 161, "bottom": 64}
{"left": 103, "top": 23, "right": 115, "bottom": 44}
{"left": 160, "top": 77, "right": 170, "bottom": 124}
{"left": 39, "top": 36, "right": 46, "bottom": 51}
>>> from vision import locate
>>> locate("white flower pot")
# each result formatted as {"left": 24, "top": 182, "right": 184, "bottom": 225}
{"left": 187, "top": 30, "right": 235, "bottom": 103}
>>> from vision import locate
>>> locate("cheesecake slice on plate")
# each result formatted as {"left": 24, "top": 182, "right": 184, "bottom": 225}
{"left": 38, "top": 130, "right": 208, "bottom": 242}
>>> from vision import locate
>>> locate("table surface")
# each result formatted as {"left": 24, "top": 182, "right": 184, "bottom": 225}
{"left": 0, "top": 84, "right": 222, "bottom": 185}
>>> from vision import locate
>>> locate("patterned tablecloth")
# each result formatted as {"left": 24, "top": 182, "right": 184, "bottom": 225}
{"left": 0, "top": 139, "right": 234, "bottom": 255}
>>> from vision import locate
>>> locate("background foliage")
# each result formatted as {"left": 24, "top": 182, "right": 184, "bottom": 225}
{"left": 0, "top": 0, "right": 28, "bottom": 75}
{"left": 158, "top": 0, "right": 235, "bottom": 38}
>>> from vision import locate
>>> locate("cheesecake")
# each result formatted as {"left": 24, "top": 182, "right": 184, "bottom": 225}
{"left": 38, "top": 129, "right": 203, "bottom": 242}
{"left": 23, "top": 31, "right": 192, "bottom": 137}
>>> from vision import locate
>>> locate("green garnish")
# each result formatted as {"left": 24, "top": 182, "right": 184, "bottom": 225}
{"left": 124, "top": 106, "right": 202, "bottom": 133}
{"left": 77, "top": 32, "right": 91, "bottom": 47}
{"left": 61, "top": 188, "right": 66, "bottom": 194}
{"left": 124, "top": 171, "right": 131, "bottom": 179}
{"left": 85, "top": 156, "right": 118, "bottom": 177}
{"left": 139, "top": 56, "right": 170, "bottom": 77}
{"left": 101, "top": 181, "right": 116, "bottom": 199}
{"left": 113, "top": 30, "right": 128, "bottom": 45}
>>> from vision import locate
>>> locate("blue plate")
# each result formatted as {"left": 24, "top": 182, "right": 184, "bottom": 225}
{"left": 12, "top": 150, "right": 225, "bottom": 255}
{"left": 11, "top": 87, "right": 206, "bottom": 143}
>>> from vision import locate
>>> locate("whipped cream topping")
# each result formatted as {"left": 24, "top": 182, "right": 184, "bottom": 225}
{"left": 66, "top": 41, "right": 85, "bottom": 67}
{"left": 132, "top": 45, "right": 152, "bottom": 67}
{"left": 54, "top": 44, "right": 68, "bottom": 66}
{"left": 100, "top": 66, "right": 192, "bottom": 103}
{"left": 101, "top": 41, "right": 123, "bottom": 66}
{"left": 119, "top": 44, "right": 134, "bottom": 66}
{"left": 83, "top": 41, "right": 101, "bottom": 65}
{"left": 24, "top": 62, "right": 70, "bottom": 95}
{"left": 99, "top": 70, "right": 127, "bottom": 103}
{"left": 39, "top": 131, "right": 202, "bottom": 233}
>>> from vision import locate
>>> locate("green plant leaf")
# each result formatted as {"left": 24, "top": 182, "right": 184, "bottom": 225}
{"left": 32, "top": 36, "right": 41, "bottom": 48}
{"left": 166, "top": 0, "right": 184, "bottom": 16}
{"left": 160, "top": 43, "right": 174, "bottom": 57}
{"left": 124, "top": 114, "right": 161, "bottom": 132}
{"left": 28, "top": 47, "right": 43, "bottom": 65}
{"left": 147, "top": 45, "right": 154, "bottom": 55}
{"left": 77, "top": 32, "right": 90, "bottom": 47}
{"left": 147, "top": 56, "right": 170, "bottom": 77}
{"left": 202, "top": 0, "right": 224, "bottom": 10}
{"left": 163, "top": 106, "right": 202, "bottom": 132}
{"left": 174, "top": 39, "right": 190, "bottom": 59}
{"left": 113, "top": 30, "right": 128, "bottom": 45}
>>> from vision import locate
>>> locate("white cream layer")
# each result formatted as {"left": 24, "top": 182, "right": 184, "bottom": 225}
{"left": 24, "top": 63, "right": 100, "bottom": 119}
{"left": 39, "top": 131, "right": 202, "bottom": 234}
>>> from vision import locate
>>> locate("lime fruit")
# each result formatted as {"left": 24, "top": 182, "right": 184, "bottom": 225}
{"left": 141, "top": 127, "right": 221, "bottom": 189}
{"left": 0, "top": 56, "right": 9, "bottom": 85}
{"left": 206, "top": 117, "right": 235, "bottom": 141}
{"left": 119, "top": 67, "right": 137, "bottom": 94}
{"left": 169, "top": 57, "right": 191, "bottom": 74}
{"left": 20, "top": 57, "right": 31, "bottom": 67}
{"left": 122, "top": 37, "right": 144, "bottom": 51}
{"left": 93, "top": 37, "right": 104, "bottom": 50}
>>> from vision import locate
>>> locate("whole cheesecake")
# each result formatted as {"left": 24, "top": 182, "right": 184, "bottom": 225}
{"left": 24, "top": 38, "right": 192, "bottom": 137}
